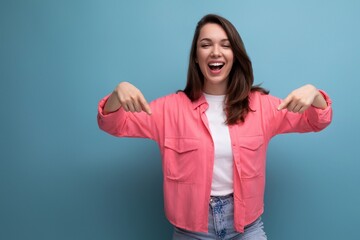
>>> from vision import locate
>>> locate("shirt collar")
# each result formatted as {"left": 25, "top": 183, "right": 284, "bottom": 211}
{"left": 192, "top": 93, "right": 208, "bottom": 110}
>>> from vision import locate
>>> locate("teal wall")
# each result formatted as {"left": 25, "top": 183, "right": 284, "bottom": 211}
{"left": 1, "top": 0, "right": 359, "bottom": 239}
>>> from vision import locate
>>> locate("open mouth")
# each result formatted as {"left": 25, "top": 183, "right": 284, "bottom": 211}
{"left": 208, "top": 62, "right": 225, "bottom": 71}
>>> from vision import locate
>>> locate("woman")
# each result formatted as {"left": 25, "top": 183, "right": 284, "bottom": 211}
{"left": 97, "top": 14, "right": 332, "bottom": 240}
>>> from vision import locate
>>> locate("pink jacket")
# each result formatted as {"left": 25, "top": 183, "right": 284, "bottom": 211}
{"left": 97, "top": 90, "right": 332, "bottom": 233}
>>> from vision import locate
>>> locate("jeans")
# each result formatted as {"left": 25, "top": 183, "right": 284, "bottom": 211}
{"left": 172, "top": 194, "right": 267, "bottom": 240}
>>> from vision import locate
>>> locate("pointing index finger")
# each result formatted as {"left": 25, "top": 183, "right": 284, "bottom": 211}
{"left": 138, "top": 93, "right": 152, "bottom": 115}
{"left": 277, "top": 95, "right": 292, "bottom": 111}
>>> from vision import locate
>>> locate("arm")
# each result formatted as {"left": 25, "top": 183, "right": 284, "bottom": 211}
{"left": 97, "top": 82, "right": 163, "bottom": 141}
{"left": 277, "top": 84, "right": 328, "bottom": 113}
{"left": 262, "top": 84, "right": 333, "bottom": 138}
{"left": 103, "top": 81, "right": 152, "bottom": 115}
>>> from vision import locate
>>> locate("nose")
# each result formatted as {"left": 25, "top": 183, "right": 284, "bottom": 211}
{"left": 211, "top": 45, "right": 221, "bottom": 57}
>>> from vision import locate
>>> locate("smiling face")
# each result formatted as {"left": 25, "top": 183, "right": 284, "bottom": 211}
{"left": 196, "top": 23, "right": 234, "bottom": 95}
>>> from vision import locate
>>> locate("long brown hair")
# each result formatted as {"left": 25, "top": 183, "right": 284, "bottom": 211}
{"left": 183, "top": 14, "right": 268, "bottom": 124}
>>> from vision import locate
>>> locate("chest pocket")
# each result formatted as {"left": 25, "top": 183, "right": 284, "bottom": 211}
{"left": 238, "top": 136, "right": 265, "bottom": 178}
{"left": 163, "top": 138, "right": 199, "bottom": 183}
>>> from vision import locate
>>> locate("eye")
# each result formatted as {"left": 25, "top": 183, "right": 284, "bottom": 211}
{"left": 222, "top": 41, "right": 231, "bottom": 48}
{"left": 200, "top": 44, "right": 211, "bottom": 48}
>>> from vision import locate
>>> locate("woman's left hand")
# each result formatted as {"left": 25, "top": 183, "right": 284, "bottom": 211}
{"left": 277, "top": 84, "right": 328, "bottom": 113}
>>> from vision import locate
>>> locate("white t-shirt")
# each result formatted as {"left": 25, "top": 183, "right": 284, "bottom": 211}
{"left": 203, "top": 93, "right": 233, "bottom": 196}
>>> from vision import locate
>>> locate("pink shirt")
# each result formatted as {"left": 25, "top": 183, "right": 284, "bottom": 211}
{"left": 97, "top": 90, "right": 332, "bottom": 233}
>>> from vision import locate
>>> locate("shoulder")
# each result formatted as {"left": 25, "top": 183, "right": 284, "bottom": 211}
{"left": 160, "top": 91, "right": 190, "bottom": 102}
{"left": 151, "top": 91, "right": 192, "bottom": 106}
{"left": 249, "top": 91, "right": 281, "bottom": 109}
{"left": 249, "top": 90, "right": 272, "bottom": 103}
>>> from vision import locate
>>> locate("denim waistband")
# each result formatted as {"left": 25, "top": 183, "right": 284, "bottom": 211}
{"left": 210, "top": 193, "right": 233, "bottom": 203}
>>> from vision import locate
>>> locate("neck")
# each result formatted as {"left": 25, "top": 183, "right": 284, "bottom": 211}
{"left": 203, "top": 82, "right": 227, "bottom": 95}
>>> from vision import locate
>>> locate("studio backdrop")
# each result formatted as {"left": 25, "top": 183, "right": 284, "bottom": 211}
{"left": 1, "top": 0, "right": 359, "bottom": 239}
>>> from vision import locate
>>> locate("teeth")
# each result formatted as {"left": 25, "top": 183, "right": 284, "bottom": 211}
{"left": 208, "top": 63, "right": 224, "bottom": 66}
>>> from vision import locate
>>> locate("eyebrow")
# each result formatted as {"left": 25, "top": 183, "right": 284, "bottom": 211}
{"left": 199, "top": 38, "right": 230, "bottom": 43}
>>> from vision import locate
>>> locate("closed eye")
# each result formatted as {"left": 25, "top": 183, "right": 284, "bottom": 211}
{"left": 200, "top": 44, "right": 211, "bottom": 48}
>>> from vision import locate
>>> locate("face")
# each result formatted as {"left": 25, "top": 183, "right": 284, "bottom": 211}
{"left": 196, "top": 23, "right": 234, "bottom": 95}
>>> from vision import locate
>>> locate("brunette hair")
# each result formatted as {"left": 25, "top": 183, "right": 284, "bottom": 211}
{"left": 182, "top": 14, "right": 268, "bottom": 124}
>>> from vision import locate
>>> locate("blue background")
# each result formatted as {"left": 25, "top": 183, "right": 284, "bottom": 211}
{"left": 1, "top": 0, "right": 359, "bottom": 239}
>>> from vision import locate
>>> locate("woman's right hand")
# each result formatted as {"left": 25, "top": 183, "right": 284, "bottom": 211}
{"left": 103, "top": 82, "right": 152, "bottom": 115}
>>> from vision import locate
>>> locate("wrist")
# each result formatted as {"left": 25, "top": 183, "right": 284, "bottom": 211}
{"left": 312, "top": 90, "right": 327, "bottom": 109}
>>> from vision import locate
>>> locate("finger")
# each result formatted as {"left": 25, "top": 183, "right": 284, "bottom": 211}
{"left": 133, "top": 102, "right": 142, "bottom": 112}
{"left": 277, "top": 101, "right": 287, "bottom": 111}
{"left": 122, "top": 103, "right": 130, "bottom": 112}
{"left": 277, "top": 96, "right": 292, "bottom": 110}
{"left": 298, "top": 106, "right": 306, "bottom": 114}
{"left": 298, "top": 104, "right": 311, "bottom": 114}
{"left": 127, "top": 102, "right": 136, "bottom": 112}
{"left": 293, "top": 104, "right": 303, "bottom": 113}
{"left": 287, "top": 101, "right": 298, "bottom": 112}
{"left": 138, "top": 94, "right": 152, "bottom": 115}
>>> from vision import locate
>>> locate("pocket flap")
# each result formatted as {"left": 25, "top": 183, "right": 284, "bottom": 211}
{"left": 164, "top": 138, "right": 199, "bottom": 153}
{"left": 238, "top": 136, "right": 264, "bottom": 150}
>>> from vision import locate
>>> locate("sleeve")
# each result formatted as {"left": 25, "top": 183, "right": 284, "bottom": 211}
{"left": 262, "top": 90, "right": 333, "bottom": 139}
{"left": 97, "top": 94, "right": 166, "bottom": 142}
